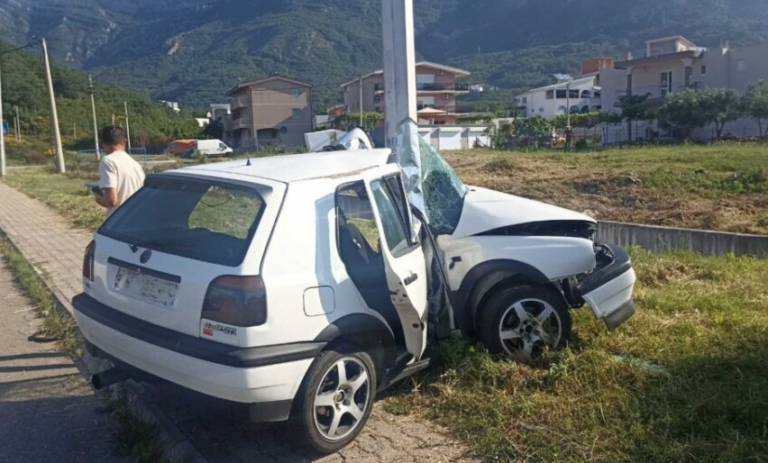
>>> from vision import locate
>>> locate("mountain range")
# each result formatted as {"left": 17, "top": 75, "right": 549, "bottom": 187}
{"left": 1, "top": 0, "right": 767, "bottom": 111}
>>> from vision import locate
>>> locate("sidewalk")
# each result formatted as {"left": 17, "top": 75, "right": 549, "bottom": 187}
{"left": 0, "top": 181, "right": 476, "bottom": 463}
{"left": 0, "top": 251, "right": 129, "bottom": 463}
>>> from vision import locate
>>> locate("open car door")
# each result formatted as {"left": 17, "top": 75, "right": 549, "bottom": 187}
{"left": 363, "top": 165, "right": 429, "bottom": 361}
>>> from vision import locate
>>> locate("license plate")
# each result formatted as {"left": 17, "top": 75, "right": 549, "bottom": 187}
{"left": 114, "top": 266, "right": 179, "bottom": 307}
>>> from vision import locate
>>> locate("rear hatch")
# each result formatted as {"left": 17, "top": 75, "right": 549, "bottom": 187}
{"left": 85, "top": 172, "right": 285, "bottom": 339}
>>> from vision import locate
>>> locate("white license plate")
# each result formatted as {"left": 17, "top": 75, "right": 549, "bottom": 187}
{"left": 114, "top": 266, "right": 179, "bottom": 307}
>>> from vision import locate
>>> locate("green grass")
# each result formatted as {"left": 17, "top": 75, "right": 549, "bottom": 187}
{"left": 0, "top": 232, "right": 81, "bottom": 355}
{"left": 385, "top": 248, "right": 768, "bottom": 462}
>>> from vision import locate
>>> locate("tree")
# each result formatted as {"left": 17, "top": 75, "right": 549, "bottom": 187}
{"left": 658, "top": 89, "right": 708, "bottom": 141}
{"left": 202, "top": 119, "right": 224, "bottom": 139}
{"left": 618, "top": 94, "right": 649, "bottom": 142}
{"left": 700, "top": 88, "right": 742, "bottom": 139}
{"left": 743, "top": 81, "right": 768, "bottom": 139}
{"left": 514, "top": 116, "right": 553, "bottom": 147}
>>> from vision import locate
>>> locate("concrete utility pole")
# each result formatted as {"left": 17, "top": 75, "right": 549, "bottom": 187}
{"left": 124, "top": 101, "right": 131, "bottom": 151}
{"left": 382, "top": 0, "right": 417, "bottom": 148}
{"left": 359, "top": 76, "right": 364, "bottom": 128}
{"left": 89, "top": 75, "right": 100, "bottom": 159}
{"left": 0, "top": 47, "right": 6, "bottom": 178}
{"left": 41, "top": 38, "right": 65, "bottom": 173}
{"left": 15, "top": 106, "right": 20, "bottom": 142}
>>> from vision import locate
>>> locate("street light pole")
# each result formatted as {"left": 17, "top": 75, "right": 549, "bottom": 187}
{"left": 566, "top": 81, "right": 571, "bottom": 129}
{"left": 15, "top": 106, "right": 20, "bottom": 142}
{"left": 89, "top": 75, "right": 100, "bottom": 159}
{"left": 40, "top": 38, "right": 65, "bottom": 173}
{"left": 359, "top": 76, "right": 364, "bottom": 129}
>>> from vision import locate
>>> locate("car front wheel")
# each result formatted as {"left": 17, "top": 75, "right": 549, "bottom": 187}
{"left": 291, "top": 345, "right": 376, "bottom": 454}
{"left": 478, "top": 285, "right": 571, "bottom": 359}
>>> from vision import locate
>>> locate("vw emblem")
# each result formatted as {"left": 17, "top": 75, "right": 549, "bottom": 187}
{"left": 140, "top": 250, "right": 152, "bottom": 264}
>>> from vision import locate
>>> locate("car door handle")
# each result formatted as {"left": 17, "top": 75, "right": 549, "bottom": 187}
{"left": 404, "top": 274, "right": 419, "bottom": 286}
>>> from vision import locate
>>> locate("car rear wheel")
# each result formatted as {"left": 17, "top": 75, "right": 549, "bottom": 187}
{"left": 291, "top": 345, "right": 376, "bottom": 454}
{"left": 478, "top": 285, "right": 571, "bottom": 360}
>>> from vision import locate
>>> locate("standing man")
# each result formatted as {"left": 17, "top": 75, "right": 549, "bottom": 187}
{"left": 94, "top": 126, "right": 145, "bottom": 216}
{"left": 564, "top": 126, "right": 573, "bottom": 150}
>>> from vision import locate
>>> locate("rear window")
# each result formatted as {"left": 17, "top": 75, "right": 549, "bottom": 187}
{"left": 100, "top": 175, "right": 266, "bottom": 267}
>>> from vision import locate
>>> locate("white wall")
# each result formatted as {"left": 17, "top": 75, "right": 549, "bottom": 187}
{"left": 418, "top": 126, "right": 490, "bottom": 150}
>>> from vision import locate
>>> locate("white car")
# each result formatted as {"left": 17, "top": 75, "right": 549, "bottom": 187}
{"left": 74, "top": 148, "right": 635, "bottom": 453}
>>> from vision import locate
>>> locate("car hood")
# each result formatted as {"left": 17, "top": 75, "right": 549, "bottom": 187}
{"left": 450, "top": 187, "right": 595, "bottom": 239}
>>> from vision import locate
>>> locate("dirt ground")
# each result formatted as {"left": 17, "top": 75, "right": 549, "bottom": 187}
{"left": 445, "top": 149, "right": 768, "bottom": 235}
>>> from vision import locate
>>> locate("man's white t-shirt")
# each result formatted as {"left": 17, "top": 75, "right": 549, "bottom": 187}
{"left": 98, "top": 151, "right": 146, "bottom": 216}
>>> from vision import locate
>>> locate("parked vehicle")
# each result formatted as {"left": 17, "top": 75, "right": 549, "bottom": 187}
{"left": 74, "top": 147, "right": 635, "bottom": 453}
{"left": 196, "top": 139, "right": 234, "bottom": 157}
{"left": 166, "top": 139, "right": 233, "bottom": 158}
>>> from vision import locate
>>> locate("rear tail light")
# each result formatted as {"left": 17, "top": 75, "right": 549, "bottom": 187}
{"left": 202, "top": 276, "right": 267, "bottom": 327}
{"left": 83, "top": 240, "right": 96, "bottom": 281}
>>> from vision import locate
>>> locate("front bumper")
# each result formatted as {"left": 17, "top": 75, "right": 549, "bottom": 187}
{"left": 73, "top": 293, "right": 316, "bottom": 405}
{"left": 577, "top": 244, "right": 637, "bottom": 330}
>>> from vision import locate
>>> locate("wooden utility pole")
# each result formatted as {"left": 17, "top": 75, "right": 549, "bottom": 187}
{"left": 41, "top": 38, "right": 65, "bottom": 173}
{"left": 89, "top": 75, "right": 100, "bottom": 159}
{"left": 382, "top": 0, "right": 417, "bottom": 147}
{"left": 124, "top": 101, "right": 131, "bottom": 151}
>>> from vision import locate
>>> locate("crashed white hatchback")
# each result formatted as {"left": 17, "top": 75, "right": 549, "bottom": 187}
{"left": 73, "top": 125, "right": 635, "bottom": 453}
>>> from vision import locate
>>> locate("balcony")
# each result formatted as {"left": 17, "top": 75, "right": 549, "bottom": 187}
{"left": 231, "top": 117, "right": 251, "bottom": 131}
{"left": 416, "top": 83, "right": 470, "bottom": 93}
{"left": 231, "top": 96, "right": 249, "bottom": 110}
{"left": 614, "top": 81, "right": 705, "bottom": 106}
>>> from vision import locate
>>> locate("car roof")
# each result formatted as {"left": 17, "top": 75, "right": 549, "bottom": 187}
{"left": 178, "top": 149, "right": 393, "bottom": 183}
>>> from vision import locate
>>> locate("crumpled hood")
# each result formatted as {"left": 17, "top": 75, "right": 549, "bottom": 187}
{"left": 451, "top": 187, "right": 595, "bottom": 239}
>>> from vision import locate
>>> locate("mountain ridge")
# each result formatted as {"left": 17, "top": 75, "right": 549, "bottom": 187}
{"left": 1, "top": 0, "right": 766, "bottom": 110}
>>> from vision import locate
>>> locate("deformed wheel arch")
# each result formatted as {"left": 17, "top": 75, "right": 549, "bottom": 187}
{"left": 314, "top": 314, "right": 397, "bottom": 385}
{"left": 454, "top": 259, "right": 562, "bottom": 337}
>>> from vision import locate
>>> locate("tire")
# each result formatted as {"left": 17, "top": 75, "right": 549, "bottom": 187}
{"left": 478, "top": 285, "right": 571, "bottom": 360}
{"left": 290, "top": 344, "right": 377, "bottom": 454}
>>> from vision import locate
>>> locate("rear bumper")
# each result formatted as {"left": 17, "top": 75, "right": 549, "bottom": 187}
{"left": 577, "top": 244, "right": 637, "bottom": 330}
{"left": 73, "top": 293, "right": 316, "bottom": 405}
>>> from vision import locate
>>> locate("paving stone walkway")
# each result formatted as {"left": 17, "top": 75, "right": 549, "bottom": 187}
{"left": 0, "top": 181, "right": 477, "bottom": 463}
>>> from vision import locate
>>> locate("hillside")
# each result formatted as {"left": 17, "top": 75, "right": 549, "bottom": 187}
{"left": 1, "top": 0, "right": 767, "bottom": 110}
{"left": 0, "top": 40, "right": 199, "bottom": 151}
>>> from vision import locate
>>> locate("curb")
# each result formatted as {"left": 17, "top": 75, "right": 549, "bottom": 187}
{"left": 1, "top": 228, "right": 208, "bottom": 463}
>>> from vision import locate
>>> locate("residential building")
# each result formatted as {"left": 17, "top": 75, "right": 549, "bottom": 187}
{"left": 340, "top": 61, "right": 471, "bottom": 125}
{"left": 226, "top": 75, "right": 313, "bottom": 149}
{"left": 600, "top": 36, "right": 768, "bottom": 142}
{"left": 515, "top": 59, "right": 611, "bottom": 119}
{"left": 209, "top": 103, "right": 231, "bottom": 120}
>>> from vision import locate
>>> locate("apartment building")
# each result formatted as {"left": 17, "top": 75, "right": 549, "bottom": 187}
{"left": 226, "top": 75, "right": 313, "bottom": 149}
{"left": 601, "top": 36, "right": 768, "bottom": 142}
{"left": 341, "top": 61, "right": 471, "bottom": 125}
{"left": 515, "top": 59, "right": 612, "bottom": 119}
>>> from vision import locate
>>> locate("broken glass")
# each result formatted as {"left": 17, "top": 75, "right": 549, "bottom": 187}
{"left": 394, "top": 120, "right": 466, "bottom": 236}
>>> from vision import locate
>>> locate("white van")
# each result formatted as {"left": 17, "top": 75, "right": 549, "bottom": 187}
{"left": 196, "top": 139, "right": 233, "bottom": 157}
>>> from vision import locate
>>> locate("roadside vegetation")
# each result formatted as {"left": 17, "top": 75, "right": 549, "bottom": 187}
{"left": 448, "top": 143, "right": 768, "bottom": 235}
{"left": 5, "top": 144, "right": 767, "bottom": 235}
{"left": 386, "top": 247, "right": 768, "bottom": 461}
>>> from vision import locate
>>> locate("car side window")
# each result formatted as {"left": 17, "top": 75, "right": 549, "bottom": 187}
{"left": 371, "top": 179, "right": 411, "bottom": 256}
{"left": 336, "top": 183, "right": 381, "bottom": 254}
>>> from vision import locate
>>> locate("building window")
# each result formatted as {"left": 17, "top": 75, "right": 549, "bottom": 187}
{"left": 546, "top": 90, "right": 554, "bottom": 100}
{"left": 556, "top": 89, "right": 567, "bottom": 99}
{"left": 557, "top": 106, "right": 567, "bottom": 115}
{"left": 660, "top": 71, "right": 673, "bottom": 96}
{"left": 569, "top": 89, "right": 579, "bottom": 98}
{"left": 581, "top": 90, "right": 592, "bottom": 98}
{"left": 539, "top": 107, "right": 544, "bottom": 112}
{"left": 290, "top": 88, "right": 301, "bottom": 98}
{"left": 651, "top": 47, "right": 663, "bottom": 57}
{"left": 737, "top": 60, "right": 746, "bottom": 72}
{"left": 522, "top": 97, "right": 528, "bottom": 104}
{"left": 594, "top": 91, "right": 602, "bottom": 98}
{"left": 292, "top": 109, "right": 301, "bottom": 119}
{"left": 700, "top": 65, "right": 707, "bottom": 75}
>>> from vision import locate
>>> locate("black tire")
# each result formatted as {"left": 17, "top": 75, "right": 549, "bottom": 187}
{"left": 290, "top": 344, "right": 377, "bottom": 454}
{"left": 478, "top": 285, "right": 571, "bottom": 359}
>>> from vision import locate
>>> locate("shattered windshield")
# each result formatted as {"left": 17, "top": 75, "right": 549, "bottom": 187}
{"left": 394, "top": 121, "right": 467, "bottom": 236}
